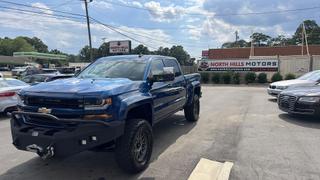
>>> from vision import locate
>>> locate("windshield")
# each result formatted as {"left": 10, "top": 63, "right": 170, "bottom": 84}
{"left": 78, "top": 59, "right": 147, "bottom": 81}
{"left": 0, "top": 79, "right": 28, "bottom": 88}
{"left": 298, "top": 71, "right": 320, "bottom": 81}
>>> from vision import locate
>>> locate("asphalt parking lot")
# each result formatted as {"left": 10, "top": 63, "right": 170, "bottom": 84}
{"left": 0, "top": 86, "right": 320, "bottom": 180}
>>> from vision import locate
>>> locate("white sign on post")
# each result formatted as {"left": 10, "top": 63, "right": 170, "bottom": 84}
{"left": 109, "top": 41, "right": 131, "bottom": 54}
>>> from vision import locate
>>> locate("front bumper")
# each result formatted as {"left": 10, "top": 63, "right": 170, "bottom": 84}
{"left": 11, "top": 111, "right": 124, "bottom": 157}
{"left": 267, "top": 88, "right": 282, "bottom": 97}
{"left": 278, "top": 100, "right": 320, "bottom": 116}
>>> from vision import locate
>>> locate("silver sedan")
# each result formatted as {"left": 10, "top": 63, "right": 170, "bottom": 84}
{"left": 0, "top": 78, "right": 29, "bottom": 113}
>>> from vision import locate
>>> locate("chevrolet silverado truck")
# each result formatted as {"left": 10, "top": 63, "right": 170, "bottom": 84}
{"left": 11, "top": 55, "right": 201, "bottom": 173}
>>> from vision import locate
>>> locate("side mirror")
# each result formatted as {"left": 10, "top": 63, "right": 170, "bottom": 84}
{"left": 152, "top": 67, "right": 175, "bottom": 82}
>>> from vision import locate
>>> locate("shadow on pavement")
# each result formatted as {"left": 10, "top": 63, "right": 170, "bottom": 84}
{"left": 268, "top": 98, "right": 277, "bottom": 103}
{"left": 0, "top": 114, "right": 196, "bottom": 180}
{"left": 279, "top": 113, "right": 320, "bottom": 129}
{"left": 0, "top": 113, "right": 9, "bottom": 121}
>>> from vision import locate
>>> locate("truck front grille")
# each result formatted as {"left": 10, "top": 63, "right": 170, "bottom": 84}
{"left": 25, "top": 96, "right": 83, "bottom": 109}
{"left": 279, "top": 95, "right": 297, "bottom": 111}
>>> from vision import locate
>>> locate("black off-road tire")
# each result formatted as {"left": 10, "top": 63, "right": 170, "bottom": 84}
{"left": 184, "top": 94, "right": 200, "bottom": 122}
{"left": 115, "top": 119, "right": 153, "bottom": 174}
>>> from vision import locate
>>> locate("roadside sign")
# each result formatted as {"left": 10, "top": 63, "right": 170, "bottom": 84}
{"left": 198, "top": 59, "right": 279, "bottom": 72}
{"left": 109, "top": 40, "right": 131, "bottom": 54}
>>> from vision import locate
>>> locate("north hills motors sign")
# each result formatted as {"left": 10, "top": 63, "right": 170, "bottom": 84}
{"left": 198, "top": 59, "right": 279, "bottom": 72}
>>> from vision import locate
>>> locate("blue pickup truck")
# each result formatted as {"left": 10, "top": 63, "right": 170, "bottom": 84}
{"left": 10, "top": 55, "right": 201, "bottom": 173}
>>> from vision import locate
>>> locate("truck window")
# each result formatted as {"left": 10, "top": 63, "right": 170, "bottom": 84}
{"left": 151, "top": 59, "right": 164, "bottom": 75}
{"left": 78, "top": 60, "right": 147, "bottom": 81}
{"left": 163, "top": 59, "right": 182, "bottom": 77}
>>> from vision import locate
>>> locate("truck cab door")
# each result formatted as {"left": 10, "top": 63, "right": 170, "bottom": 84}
{"left": 149, "top": 59, "right": 172, "bottom": 122}
{"left": 163, "top": 58, "right": 187, "bottom": 112}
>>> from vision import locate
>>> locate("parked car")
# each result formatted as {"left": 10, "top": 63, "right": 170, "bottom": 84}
{"left": 268, "top": 70, "right": 320, "bottom": 97}
{"left": 21, "top": 73, "right": 73, "bottom": 85}
{"left": 0, "top": 78, "right": 29, "bottom": 113}
{"left": 20, "top": 68, "right": 59, "bottom": 77}
{"left": 11, "top": 55, "right": 201, "bottom": 173}
{"left": 278, "top": 85, "right": 320, "bottom": 117}
{"left": 11, "top": 66, "right": 33, "bottom": 77}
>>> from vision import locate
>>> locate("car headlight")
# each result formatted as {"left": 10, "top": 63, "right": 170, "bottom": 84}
{"left": 298, "top": 96, "right": 320, "bottom": 103}
{"left": 84, "top": 98, "right": 112, "bottom": 110}
{"left": 277, "top": 86, "right": 288, "bottom": 90}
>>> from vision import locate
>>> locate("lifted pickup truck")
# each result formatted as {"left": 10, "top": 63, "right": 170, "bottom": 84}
{"left": 11, "top": 55, "right": 201, "bottom": 173}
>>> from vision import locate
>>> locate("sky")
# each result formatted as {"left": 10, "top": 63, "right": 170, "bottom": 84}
{"left": 0, "top": 0, "right": 319, "bottom": 58}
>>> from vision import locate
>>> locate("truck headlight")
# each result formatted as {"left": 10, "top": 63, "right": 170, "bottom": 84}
{"left": 17, "top": 95, "right": 24, "bottom": 105}
{"left": 298, "top": 97, "right": 320, "bottom": 103}
{"left": 84, "top": 98, "right": 112, "bottom": 110}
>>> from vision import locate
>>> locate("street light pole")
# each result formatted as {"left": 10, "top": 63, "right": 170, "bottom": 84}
{"left": 84, "top": 0, "right": 93, "bottom": 61}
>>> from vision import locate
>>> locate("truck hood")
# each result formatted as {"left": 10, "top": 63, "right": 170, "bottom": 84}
{"left": 270, "top": 79, "right": 316, "bottom": 87}
{"left": 21, "top": 78, "right": 142, "bottom": 96}
{"left": 282, "top": 85, "right": 320, "bottom": 96}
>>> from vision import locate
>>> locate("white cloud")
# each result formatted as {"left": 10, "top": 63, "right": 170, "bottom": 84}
{"left": 31, "top": 2, "right": 53, "bottom": 15}
{"left": 91, "top": 0, "right": 113, "bottom": 10}
{"left": 0, "top": 7, "right": 173, "bottom": 53}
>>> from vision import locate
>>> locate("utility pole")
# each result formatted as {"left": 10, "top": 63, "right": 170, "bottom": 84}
{"left": 303, "top": 22, "right": 310, "bottom": 56}
{"left": 301, "top": 23, "right": 305, "bottom": 55}
{"left": 84, "top": 0, "right": 93, "bottom": 61}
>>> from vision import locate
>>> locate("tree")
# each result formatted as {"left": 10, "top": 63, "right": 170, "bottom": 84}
{"left": 0, "top": 37, "right": 34, "bottom": 56}
{"left": 169, "top": 45, "right": 190, "bottom": 65}
{"left": 21, "top": 36, "right": 48, "bottom": 53}
{"left": 269, "top": 35, "right": 293, "bottom": 46}
{"left": 250, "top": 32, "right": 271, "bottom": 46}
{"left": 222, "top": 39, "right": 249, "bottom": 48}
{"left": 132, "top": 44, "right": 150, "bottom": 55}
{"left": 50, "top": 49, "right": 64, "bottom": 55}
{"left": 98, "top": 42, "right": 110, "bottom": 57}
{"left": 292, "top": 20, "right": 320, "bottom": 45}
{"left": 79, "top": 45, "right": 100, "bottom": 62}
{"left": 155, "top": 47, "right": 171, "bottom": 56}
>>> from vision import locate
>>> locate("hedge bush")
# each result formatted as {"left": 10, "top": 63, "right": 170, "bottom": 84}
{"left": 285, "top": 73, "right": 296, "bottom": 80}
{"left": 257, "top": 73, "right": 268, "bottom": 83}
{"left": 222, "top": 72, "right": 232, "bottom": 84}
{"left": 211, "top": 73, "right": 221, "bottom": 84}
{"left": 271, "top": 73, "right": 283, "bottom": 82}
{"left": 245, "top": 72, "right": 257, "bottom": 83}
{"left": 201, "top": 73, "right": 209, "bottom": 83}
{"left": 233, "top": 73, "right": 241, "bottom": 84}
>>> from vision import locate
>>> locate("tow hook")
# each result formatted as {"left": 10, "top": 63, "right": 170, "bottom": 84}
{"left": 26, "top": 144, "right": 55, "bottom": 159}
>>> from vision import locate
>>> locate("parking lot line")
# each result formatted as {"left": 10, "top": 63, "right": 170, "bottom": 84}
{"left": 188, "top": 158, "right": 234, "bottom": 180}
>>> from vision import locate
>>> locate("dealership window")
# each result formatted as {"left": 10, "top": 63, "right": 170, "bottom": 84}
{"left": 163, "top": 59, "right": 182, "bottom": 77}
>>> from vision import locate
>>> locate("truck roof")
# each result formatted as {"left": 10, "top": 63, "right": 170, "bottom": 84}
{"left": 98, "top": 55, "right": 175, "bottom": 62}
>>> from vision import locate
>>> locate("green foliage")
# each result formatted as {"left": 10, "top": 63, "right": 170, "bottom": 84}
{"left": 233, "top": 73, "right": 241, "bottom": 84}
{"left": 222, "top": 72, "right": 232, "bottom": 84}
{"left": 285, "top": 73, "right": 296, "bottom": 80}
{"left": 0, "top": 37, "right": 34, "bottom": 56}
{"left": 211, "top": 73, "right": 220, "bottom": 84}
{"left": 257, "top": 73, "right": 268, "bottom": 83}
{"left": 250, "top": 32, "right": 271, "bottom": 46}
{"left": 200, "top": 73, "right": 209, "bottom": 83}
{"left": 132, "top": 44, "right": 150, "bottom": 55}
{"left": 271, "top": 73, "right": 283, "bottom": 82}
{"left": 21, "top": 37, "right": 48, "bottom": 53}
{"left": 222, "top": 39, "right": 249, "bottom": 48}
{"left": 245, "top": 72, "right": 257, "bottom": 83}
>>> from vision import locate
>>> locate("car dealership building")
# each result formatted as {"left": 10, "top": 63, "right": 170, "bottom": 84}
{"left": 200, "top": 45, "right": 320, "bottom": 78}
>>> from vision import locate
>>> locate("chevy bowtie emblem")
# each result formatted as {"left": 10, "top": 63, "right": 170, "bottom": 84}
{"left": 38, "top": 107, "right": 52, "bottom": 114}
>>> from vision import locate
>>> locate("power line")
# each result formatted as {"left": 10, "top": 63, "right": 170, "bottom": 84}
{"left": 0, "top": 0, "right": 85, "bottom": 18}
{"left": 0, "top": 1, "right": 204, "bottom": 48}
{"left": 91, "top": 18, "right": 158, "bottom": 49}
{"left": 0, "top": 5, "right": 85, "bottom": 20}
